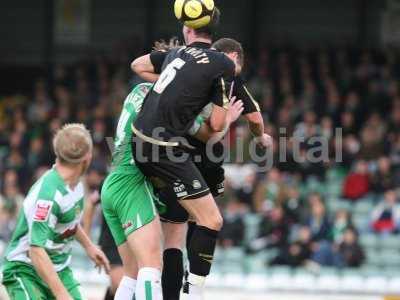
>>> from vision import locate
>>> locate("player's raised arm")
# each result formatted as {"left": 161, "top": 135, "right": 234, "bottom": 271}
{"left": 234, "top": 79, "right": 264, "bottom": 134}
{"left": 131, "top": 54, "right": 160, "bottom": 82}
{"left": 131, "top": 50, "right": 168, "bottom": 82}
{"left": 192, "top": 97, "right": 244, "bottom": 142}
{"left": 212, "top": 38, "right": 272, "bottom": 148}
{"left": 246, "top": 111, "right": 264, "bottom": 135}
{"left": 236, "top": 81, "right": 273, "bottom": 148}
{"left": 209, "top": 57, "right": 235, "bottom": 132}
{"left": 209, "top": 104, "right": 227, "bottom": 132}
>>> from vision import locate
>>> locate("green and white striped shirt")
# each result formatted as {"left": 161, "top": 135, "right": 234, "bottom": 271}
{"left": 4, "top": 167, "right": 84, "bottom": 272}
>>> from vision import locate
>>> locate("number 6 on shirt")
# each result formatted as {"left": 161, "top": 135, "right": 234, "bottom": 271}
{"left": 154, "top": 58, "right": 186, "bottom": 94}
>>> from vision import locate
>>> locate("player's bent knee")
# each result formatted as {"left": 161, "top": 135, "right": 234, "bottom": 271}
{"left": 133, "top": 244, "right": 162, "bottom": 270}
{"left": 180, "top": 193, "right": 223, "bottom": 230}
{"left": 210, "top": 212, "right": 223, "bottom": 230}
{"left": 126, "top": 223, "right": 163, "bottom": 269}
{"left": 134, "top": 238, "right": 162, "bottom": 267}
{"left": 197, "top": 211, "right": 223, "bottom": 230}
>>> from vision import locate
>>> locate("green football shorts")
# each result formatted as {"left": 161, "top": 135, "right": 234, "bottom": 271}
{"left": 101, "top": 172, "right": 158, "bottom": 246}
{"left": 2, "top": 261, "right": 82, "bottom": 300}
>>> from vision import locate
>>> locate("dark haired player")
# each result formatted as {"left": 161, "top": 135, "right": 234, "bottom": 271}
{"left": 130, "top": 9, "right": 238, "bottom": 300}
{"left": 159, "top": 38, "right": 271, "bottom": 300}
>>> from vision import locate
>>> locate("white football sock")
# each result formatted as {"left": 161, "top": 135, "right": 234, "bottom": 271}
{"left": 182, "top": 273, "right": 205, "bottom": 300}
{"left": 135, "top": 267, "right": 162, "bottom": 300}
{"left": 188, "top": 273, "right": 205, "bottom": 287}
{"left": 114, "top": 276, "right": 137, "bottom": 300}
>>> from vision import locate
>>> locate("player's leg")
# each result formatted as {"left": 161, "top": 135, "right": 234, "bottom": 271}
{"left": 3, "top": 276, "right": 45, "bottom": 300}
{"left": 103, "top": 222, "right": 137, "bottom": 300}
{"left": 115, "top": 241, "right": 138, "bottom": 300}
{"left": 163, "top": 240, "right": 185, "bottom": 300}
{"left": 115, "top": 179, "right": 163, "bottom": 300}
{"left": 179, "top": 193, "right": 223, "bottom": 293}
{"left": 186, "top": 219, "right": 197, "bottom": 250}
{"left": 161, "top": 222, "right": 186, "bottom": 300}
{"left": 124, "top": 216, "right": 163, "bottom": 300}
{"left": 183, "top": 189, "right": 224, "bottom": 288}
{"left": 101, "top": 183, "right": 138, "bottom": 300}
{"left": 99, "top": 220, "right": 124, "bottom": 300}
{"left": 181, "top": 193, "right": 223, "bottom": 229}
{"left": 104, "top": 266, "right": 124, "bottom": 300}
{"left": 159, "top": 188, "right": 189, "bottom": 300}
{"left": 2, "top": 264, "right": 48, "bottom": 300}
{"left": 163, "top": 222, "right": 187, "bottom": 251}
{"left": 185, "top": 160, "right": 225, "bottom": 250}
{"left": 133, "top": 145, "right": 222, "bottom": 298}
{"left": 184, "top": 218, "right": 196, "bottom": 283}
{"left": 183, "top": 163, "right": 226, "bottom": 286}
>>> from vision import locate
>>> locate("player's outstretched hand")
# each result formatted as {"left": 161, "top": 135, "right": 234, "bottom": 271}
{"left": 86, "top": 244, "right": 111, "bottom": 274}
{"left": 227, "top": 96, "right": 244, "bottom": 124}
{"left": 255, "top": 133, "right": 273, "bottom": 149}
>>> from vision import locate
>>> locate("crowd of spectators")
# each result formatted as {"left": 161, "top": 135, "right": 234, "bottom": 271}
{"left": 217, "top": 47, "right": 400, "bottom": 269}
{"left": 1, "top": 45, "right": 400, "bottom": 270}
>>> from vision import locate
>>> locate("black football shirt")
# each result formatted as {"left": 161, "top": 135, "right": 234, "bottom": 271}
{"left": 134, "top": 42, "right": 235, "bottom": 141}
{"left": 232, "top": 76, "right": 260, "bottom": 115}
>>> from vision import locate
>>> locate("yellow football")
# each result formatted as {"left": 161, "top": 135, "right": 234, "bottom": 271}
{"left": 174, "top": 0, "right": 215, "bottom": 29}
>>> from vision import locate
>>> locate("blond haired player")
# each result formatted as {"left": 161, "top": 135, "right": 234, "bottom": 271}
{"left": 1, "top": 124, "right": 110, "bottom": 300}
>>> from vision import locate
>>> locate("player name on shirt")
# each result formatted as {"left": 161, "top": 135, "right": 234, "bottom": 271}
{"left": 133, "top": 41, "right": 236, "bottom": 140}
{"left": 180, "top": 46, "right": 210, "bottom": 64}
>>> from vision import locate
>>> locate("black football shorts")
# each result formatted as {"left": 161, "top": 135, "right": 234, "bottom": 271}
{"left": 132, "top": 135, "right": 210, "bottom": 202}
{"left": 158, "top": 139, "right": 226, "bottom": 224}
{"left": 189, "top": 137, "right": 225, "bottom": 197}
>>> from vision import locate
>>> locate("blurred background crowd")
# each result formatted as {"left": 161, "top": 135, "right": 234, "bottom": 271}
{"left": 1, "top": 43, "right": 400, "bottom": 274}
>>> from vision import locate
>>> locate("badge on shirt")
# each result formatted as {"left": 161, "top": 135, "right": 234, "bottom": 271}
{"left": 33, "top": 200, "right": 53, "bottom": 222}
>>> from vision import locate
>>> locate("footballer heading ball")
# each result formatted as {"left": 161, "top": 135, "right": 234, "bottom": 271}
{"left": 174, "top": 0, "right": 215, "bottom": 29}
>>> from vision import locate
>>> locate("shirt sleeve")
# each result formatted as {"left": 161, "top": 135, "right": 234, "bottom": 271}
{"left": 150, "top": 51, "right": 168, "bottom": 74}
{"left": 29, "top": 199, "right": 59, "bottom": 247}
{"left": 210, "top": 57, "right": 235, "bottom": 109}
{"left": 233, "top": 76, "right": 261, "bottom": 114}
{"left": 187, "top": 115, "right": 204, "bottom": 136}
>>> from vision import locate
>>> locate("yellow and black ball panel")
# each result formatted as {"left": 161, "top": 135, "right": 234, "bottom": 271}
{"left": 174, "top": 0, "right": 215, "bottom": 29}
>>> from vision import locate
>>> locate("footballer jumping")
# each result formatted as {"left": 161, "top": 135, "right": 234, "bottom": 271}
{"left": 129, "top": 3, "right": 268, "bottom": 300}
{"left": 159, "top": 38, "right": 270, "bottom": 300}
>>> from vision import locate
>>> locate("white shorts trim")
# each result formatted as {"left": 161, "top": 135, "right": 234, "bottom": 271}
{"left": 15, "top": 275, "right": 30, "bottom": 300}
